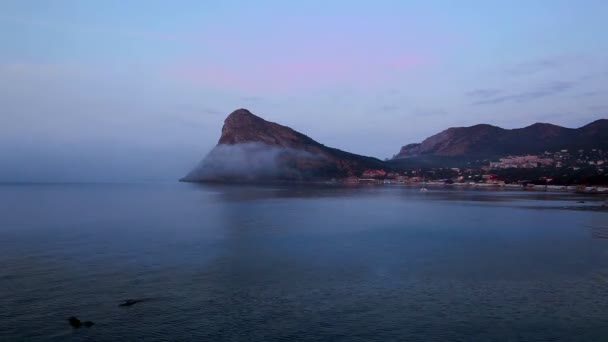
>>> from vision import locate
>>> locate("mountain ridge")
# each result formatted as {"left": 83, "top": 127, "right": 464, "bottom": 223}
{"left": 394, "top": 119, "right": 608, "bottom": 159}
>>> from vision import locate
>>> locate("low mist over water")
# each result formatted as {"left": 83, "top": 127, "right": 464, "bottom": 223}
{"left": 184, "top": 142, "right": 323, "bottom": 181}
{"left": 1, "top": 183, "right": 607, "bottom": 341}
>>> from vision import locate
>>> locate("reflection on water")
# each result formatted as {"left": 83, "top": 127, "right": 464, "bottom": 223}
{"left": 590, "top": 225, "right": 608, "bottom": 239}
{"left": 1, "top": 183, "right": 607, "bottom": 341}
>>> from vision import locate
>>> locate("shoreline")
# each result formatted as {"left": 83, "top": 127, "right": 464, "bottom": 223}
{"left": 182, "top": 178, "right": 608, "bottom": 194}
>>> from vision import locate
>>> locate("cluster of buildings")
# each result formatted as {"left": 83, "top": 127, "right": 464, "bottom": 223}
{"left": 361, "top": 169, "right": 387, "bottom": 178}
{"left": 347, "top": 170, "right": 513, "bottom": 188}
{"left": 342, "top": 149, "right": 607, "bottom": 188}
{"left": 489, "top": 149, "right": 606, "bottom": 172}
{"left": 348, "top": 170, "right": 415, "bottom": 184}
{"left": 344, "top": 167, "right": 607, "bottom": 192}
{"left": 489, "top": 155, "right": 553, "bottom": 169}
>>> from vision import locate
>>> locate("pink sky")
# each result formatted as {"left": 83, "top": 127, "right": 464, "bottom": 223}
{"left": 170, "top": 54, "right": 432, "bottom": 93}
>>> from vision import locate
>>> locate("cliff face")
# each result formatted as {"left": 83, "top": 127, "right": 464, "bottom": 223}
{"left": 183, "top": 109, "right": 385, "bottom": 182}
{"left": 394, "top": 119, "right": 608, "bottom": 159}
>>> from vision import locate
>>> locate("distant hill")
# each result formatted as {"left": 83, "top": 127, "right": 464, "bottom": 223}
{"left": 393, "top": 119, "right": 608, "bottom": 161}
{"left": 182, "top": 109, "right": 385, "bottom": 182}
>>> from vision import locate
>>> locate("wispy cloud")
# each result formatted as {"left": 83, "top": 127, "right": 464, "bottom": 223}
{"left": 0, "top": 62, "right": 82, "bottom": 78}
{"left": 3, "top": 14, "right": 188, "bottom": 43}
{"left": 536, "top": 112, "right": 570, "bottom": 121}
{"left": 503, "top": 56, "right": 574, "bottom": 76}
{"left": 572, "top": 91, "right": 600, "bottom": 98}
{"left": 202, "top": 108, "right": 224, "bottom": 116}
{"left": 378, "top": 104, "right": 401, "bottom": 111}
{"left": 588, "top": 105, "right": 608, "bottom": 112}
{"left": 413, "top": 108, "right": 447, "bottom": 117}
{"left": 465, "top": 88, "right": 503, "bottom": 99}
{"left": 469, "top": 81, "right": 576, "bottom": 105}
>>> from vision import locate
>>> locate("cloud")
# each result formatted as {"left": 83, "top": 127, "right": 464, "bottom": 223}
{"left": 572, "top": 91, "right": 600, "bottom": 98}
{"left": 414, "top": 108, "right": 447, "bottom": 117}
{"left": 470, "top": 81, "right": 576, "bottom": 105}
{"left": 0, "top": 62, "right": 82, "bottom": 78}
{"left": 465, "top": 88, "right": 503, "bottom": 99}
{"left": 536, "top": 112, "right": 570, "bottom": 121}
{"left": 4, "top": 14, "right": 187, "bottom": 43}
{"left": 504, "top": 57, "right": 569, "bottom": 76}
{"left": 202, "top": 108, "right": 225, "bottom": 115}
{"left": 587, "top": 105, "right": 608, "bottom": 112}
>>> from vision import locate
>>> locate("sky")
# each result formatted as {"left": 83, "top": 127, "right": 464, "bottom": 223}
{"left": 1, "top": 0, "right": 607, "bottom": 182}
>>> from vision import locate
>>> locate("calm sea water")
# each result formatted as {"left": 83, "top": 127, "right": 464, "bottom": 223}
{"left": 1, "top": 183, "right": 608, "bottom": 341}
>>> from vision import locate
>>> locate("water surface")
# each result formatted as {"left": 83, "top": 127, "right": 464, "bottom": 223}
{"left": 1, "top": 183, "right": 607, "bottom": 341}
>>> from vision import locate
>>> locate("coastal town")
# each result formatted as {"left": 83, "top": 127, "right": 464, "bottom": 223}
{"left": 488, "top": 148, "right": 605, "bottom": 170}
{"left": 347, "top": 148, "right": 608, "bottom": 193}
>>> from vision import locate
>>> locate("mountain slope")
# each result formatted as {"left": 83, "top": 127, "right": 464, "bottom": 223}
{"left": 394, "top": 119, "right": 608, "bottom": 159}
{"left": 183, "top": 109, "right": 385, "bottom": 182}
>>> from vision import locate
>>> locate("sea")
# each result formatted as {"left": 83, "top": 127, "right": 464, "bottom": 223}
{"left": 1, "top": 182, "right": 608, "bottom": 341}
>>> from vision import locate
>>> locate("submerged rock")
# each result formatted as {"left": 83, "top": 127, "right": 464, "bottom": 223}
{"left": 119, "top": 299, "right": 146, "bottom": 307}
{"left": 68, "top": 316, "right": 81, "bottom": 328}
{"left": 68, "top": 316, "right": 94, "bottom": 328}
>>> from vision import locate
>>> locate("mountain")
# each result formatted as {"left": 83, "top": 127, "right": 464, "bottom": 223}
{"left": 393, "top": 119, "right": 608, "bottom": 160}
{"left": 183, "top": 111, "right": 606, "bottom": 182}
{"left": 182, "top": 109, "right": 385, "bottom": 182}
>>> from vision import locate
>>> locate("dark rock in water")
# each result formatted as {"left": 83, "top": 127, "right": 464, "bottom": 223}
{"left": 577, "top": 201, "right": 586, "bottom": 203}
{"left": 68, "top": 316, "right": 94, "bottom": 328}
{"left": 68, "top": 316, "right": 81, "bottom": 328}
{"left": 119, "top": 299, "right": 146, "bottom": 307}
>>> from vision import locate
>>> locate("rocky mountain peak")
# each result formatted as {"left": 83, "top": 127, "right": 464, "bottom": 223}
{"left": 183, "top": 109, "right": 385, "bottom": 182}
{"left": 218, "top": 108, "right": 317, "bottom": 148}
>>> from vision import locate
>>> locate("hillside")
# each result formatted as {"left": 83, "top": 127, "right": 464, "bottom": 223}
{"left": 394, "top": 119, "right": 608, "bottom": 160}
